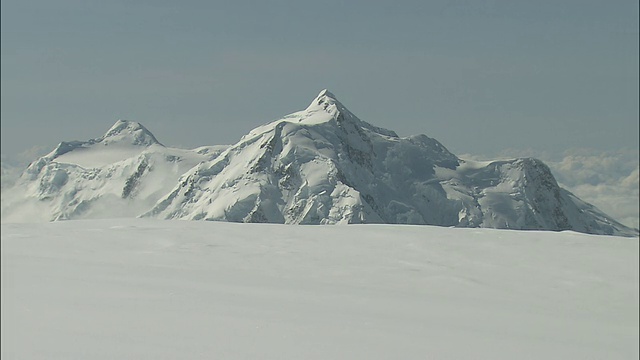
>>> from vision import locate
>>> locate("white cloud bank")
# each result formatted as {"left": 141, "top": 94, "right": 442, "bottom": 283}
{"left": 548, "top": 149, "right": 639, "bottom": 229}
{"left": 461, "top": 148, "right": 639, "bottom": 229}
{"left": 1, "top": 146, "right": 50, "bottom": 190}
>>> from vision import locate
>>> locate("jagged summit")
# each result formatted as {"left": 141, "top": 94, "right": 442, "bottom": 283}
{"left": 317, "top": 88, "right": 336, "bottom": 99}
{"left": 305, "top": 89, "right": 341, "bottom": 114}
{"left": 245, "top": 89, "right": 398, "bottom": 140}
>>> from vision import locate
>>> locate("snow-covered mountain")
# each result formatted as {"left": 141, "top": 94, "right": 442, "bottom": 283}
{"left": 1, "top": 91, "right": 637, "bottom": 236}
{"left": 1, "top": 120, "right": 226, "bottom": 222}
{"left": 145, "top": 90, "right": 636, "bottom": 236}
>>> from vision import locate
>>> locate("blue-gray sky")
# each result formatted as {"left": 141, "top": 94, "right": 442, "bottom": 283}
{"left": 1, "top": 0, "right": 638, "bottom": 157}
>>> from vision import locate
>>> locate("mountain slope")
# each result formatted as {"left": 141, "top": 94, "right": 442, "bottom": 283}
{"left": 146, "top": 90, "right": 458, "bottom": 224}
{"left": 145, "top": 90, "right": 636, "bottom": 236}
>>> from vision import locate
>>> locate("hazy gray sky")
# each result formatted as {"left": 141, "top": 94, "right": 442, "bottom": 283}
{"left": 2, "top": 0, "right": 638, "bottom": 157}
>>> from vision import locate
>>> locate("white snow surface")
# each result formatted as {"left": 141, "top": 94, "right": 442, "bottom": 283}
{"left": 1, "top": 219, "right": 638, "bottom": 359}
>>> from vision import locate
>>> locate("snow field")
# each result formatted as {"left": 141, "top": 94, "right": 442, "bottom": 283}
{"left": 2, "top": 219, "right": 638, "bottom": 359}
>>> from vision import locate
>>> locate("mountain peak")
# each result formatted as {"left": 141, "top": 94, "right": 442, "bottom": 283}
{"left": 301, "top": 89, "right": 398, "bottom": 138}
{"left": 316, "top": 89, "right": 337, "bottom": 100}
{"left": 105, "top": 119, "right": 142, "bottom": 133}
{"left": 305, "top": 89, "right": 342, "bottom": 115}
{"left": 102, "top": 120, "right": 162, "bottom": 147}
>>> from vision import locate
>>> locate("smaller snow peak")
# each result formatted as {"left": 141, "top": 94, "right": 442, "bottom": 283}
{"left": 102, "top": 120, "right": 162, "bottom": 147}
{"left": 105, "top": 120, "right": 146, "bottom": 137}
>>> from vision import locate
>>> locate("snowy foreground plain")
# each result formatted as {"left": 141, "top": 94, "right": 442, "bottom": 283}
{"left": 2, "top": 219, "right": 638, "bottom": 359}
